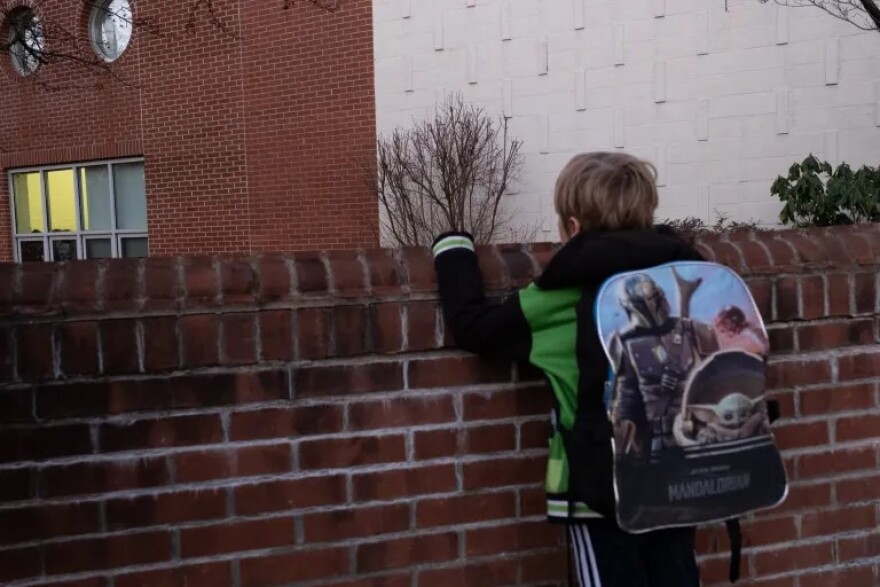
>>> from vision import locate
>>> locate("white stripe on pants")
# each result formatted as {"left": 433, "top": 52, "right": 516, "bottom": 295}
{"left": 569, "top": 524, "right": 602, "bottom": 587}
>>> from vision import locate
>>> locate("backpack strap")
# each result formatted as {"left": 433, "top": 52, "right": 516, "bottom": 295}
{"left": 726, "top": 518, "right": 743, "bottom": 583}
{"left": 603, "top": 364, "right": 615, "bottom": 411}
{"left": 767, "top": 399, "right": 781, "bottom": 423}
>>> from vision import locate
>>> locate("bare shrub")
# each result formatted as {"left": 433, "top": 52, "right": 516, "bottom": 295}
{"left": 371, "top": 94, "right": 526, "bottom": 247}
{"left": 658, "top": 211, "right": 765, "bottom": 242}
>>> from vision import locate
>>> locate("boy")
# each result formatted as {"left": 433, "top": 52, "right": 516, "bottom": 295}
{"left": 432, "top": 152, "right": 703, "bottom": 586}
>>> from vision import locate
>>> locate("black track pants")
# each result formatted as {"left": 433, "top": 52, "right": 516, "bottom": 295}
{"left": 569, "top": 519, "right": 700, "bottom": 587}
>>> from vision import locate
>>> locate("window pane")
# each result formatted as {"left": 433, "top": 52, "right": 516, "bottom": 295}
{"left": 9, "top": 10, "right": 43, "bottom": 76}
{"left": 121, "top": 237, "right": 148, "bottom": 258}
{"left": 114, "top": 163, "right": 146, "bottom": 230}
{"left": 85, "top": 238, "right": 113, "bottom": 259}
{"left": 12, "top": 172, "right": 45, "bottom": 234}
{"left": 92, "top": 0, "right": 132, "bottom": 62}
{"left": 19, "top": 240, "right": 45, "bottom": 262}
{"left": 51, "top": 239, "right": 78, "bottom": 262}
{"left": 46, "top": 169, "right": 77, "bottom": 232}
{"left": 79, "top": 167, "right": 112, "bottom": 231}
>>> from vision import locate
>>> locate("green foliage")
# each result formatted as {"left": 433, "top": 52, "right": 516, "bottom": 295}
{"left": 771, "top": 155, "right": 880, "bottom": 228}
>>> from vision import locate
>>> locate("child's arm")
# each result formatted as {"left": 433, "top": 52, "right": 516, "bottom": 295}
{"left": 433, "top": 233, "right": 532, "bottom": 362}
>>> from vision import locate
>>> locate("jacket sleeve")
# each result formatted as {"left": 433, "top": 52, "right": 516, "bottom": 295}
{"left": 432, "top": 233, "right": 532, "bottom": 362}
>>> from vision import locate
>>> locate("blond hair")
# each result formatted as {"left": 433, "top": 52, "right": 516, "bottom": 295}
{"left": 554, "top": 152, "right": 658, "bottom": 233}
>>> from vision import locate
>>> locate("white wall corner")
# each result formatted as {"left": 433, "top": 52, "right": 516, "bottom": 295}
{"left": 654, "top": 61, "right": 667, "bottom": 104}
{"left": 467, "top": 46, "right": 478, "bottom": 84}
{"left": 697, "top": 99, "right": 709, "bottom": 142}
{"left": 575, "top": 69, "right": 587, "bottom": 111}
{"left": 539, "top": 115, "right": 550, "bottom": 154}
{"left": 824, "top": 131, "right": 839, "bottom": 166}
{"left": 434, "top": 15, "right": 445, "bottom": 51}
{"left": 697, "top": 10, "right": 709, "bottom": 56}
{"left": 698, "top": 185, "right": 710, "bottom": 223}
{"left": 654, "top": 0, "right": 666, "bottom": 18}
{"left": 613, "top": 24, "right": 626, "bottom": 66}
{"left": 537, "top": 38, "right": 549, "bottom": 76}
{"left": 614, "top": 107, "right": 626, "bottom": 148}
{"left": 775, "top": 89, "right": 790, "bottom": 135}
{"left": 775, "top": 4, "right": 789, "bottom": 45}
{"left": 655, "top": 145, "right": 668, "bottom": 187}
{"left": 574, "top": 0, "right": 585, "bottom": 30}
{"left": 503, "top": 79, "right": 513, "bottom": 117}
{"left": 825, "top": 39, "right": 839, "bottom": 86}
{"left": 501, "top": 1, "right": 512, "bottom": 41}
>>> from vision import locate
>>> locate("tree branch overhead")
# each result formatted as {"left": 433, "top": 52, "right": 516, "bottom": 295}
{"left": 0, "top": 0, "right": 341, "bottom": 87}
{"left": 762, "top": 0, "right": 880, "bottom": 31}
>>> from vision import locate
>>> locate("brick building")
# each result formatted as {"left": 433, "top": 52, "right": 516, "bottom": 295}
{"left": 0, "top": 0, "right": 377, "bottom": 263}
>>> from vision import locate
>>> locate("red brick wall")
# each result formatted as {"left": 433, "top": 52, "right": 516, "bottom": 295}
{"left": 0, "top": 0, "right": 377, "bottom": 261}
{"left": 0, "top": 226, "right": 878, "bottom": 586}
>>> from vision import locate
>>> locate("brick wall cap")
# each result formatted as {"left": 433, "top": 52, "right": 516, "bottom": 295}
{"left": 0, "top": 225, "right": 877, "bottom": 319}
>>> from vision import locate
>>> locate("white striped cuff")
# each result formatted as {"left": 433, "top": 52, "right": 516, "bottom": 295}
{"left": 432, "top": 235, "right": 475, "bottom": 258}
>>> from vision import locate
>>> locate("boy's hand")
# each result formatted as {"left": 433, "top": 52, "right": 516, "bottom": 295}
{"left": 432, "top": 232, "right": 476, "bottom": 258}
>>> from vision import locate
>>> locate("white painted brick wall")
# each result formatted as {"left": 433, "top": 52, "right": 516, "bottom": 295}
{"left": 373, "top": 0, "right": 880, "bottom": 235}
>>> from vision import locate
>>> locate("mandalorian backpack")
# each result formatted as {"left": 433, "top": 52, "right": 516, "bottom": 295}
{"left": 594, "top": 261, "right": 788, "bottom": 581}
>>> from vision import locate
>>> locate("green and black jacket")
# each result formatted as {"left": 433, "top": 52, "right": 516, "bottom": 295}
{"left": 432, "top": 229, "right": 703, "bottom": 524}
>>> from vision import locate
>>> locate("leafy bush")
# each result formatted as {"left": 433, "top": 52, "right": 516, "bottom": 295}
{"left": 771, "top": 155, "right": 880, "bottom": 227}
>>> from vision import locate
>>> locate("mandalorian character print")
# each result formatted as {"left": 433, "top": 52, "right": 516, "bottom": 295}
{"left": 609, "top": 272, "right": 719, "bottom": 455}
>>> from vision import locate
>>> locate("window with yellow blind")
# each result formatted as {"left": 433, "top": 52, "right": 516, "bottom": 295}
{"left": 9, "top": 159, "right": 147, "bottom": 262}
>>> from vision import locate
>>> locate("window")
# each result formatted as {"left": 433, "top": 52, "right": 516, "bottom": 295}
{"left": 9, "top": 159, "right": 148, "bottom": 262}
{"left": 90, "top": 0, "right": 133, "bottom": 62}
{"left": 7, "top": 9, "right": 44, "bottom": 76}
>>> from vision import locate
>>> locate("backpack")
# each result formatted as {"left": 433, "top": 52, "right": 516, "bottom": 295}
{"left": 594, "top": 261, "right": 788, "bottom": 580}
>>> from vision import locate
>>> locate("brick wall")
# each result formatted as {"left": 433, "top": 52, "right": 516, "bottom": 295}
{"left": 0, "top": 0, "right": 377, "bottom": 260}
{"left": 0, "top": 225, "right": 878, "bottom": 586}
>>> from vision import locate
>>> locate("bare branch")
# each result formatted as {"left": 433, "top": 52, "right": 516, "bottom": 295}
{"left": 0, "top": 0, "right": 341, "bottom": 89}
{"left": 185, "top": 0, "right": 238, "bottom": 39}
{"left": 860, "top": 0, "right": 880, "bottom": 28}
{"left": 760, "top": 0, "right": 880, "bottom": 31}
{"left": 284, "top": 0, "right": 340, "bottom": 11}
{"left": 368, "top": 93, "right": 527, "bottom": 248}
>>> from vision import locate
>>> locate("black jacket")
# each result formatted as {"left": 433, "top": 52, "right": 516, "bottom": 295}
{"left": 433, "top": 228, "right": 703, "bottom": 522}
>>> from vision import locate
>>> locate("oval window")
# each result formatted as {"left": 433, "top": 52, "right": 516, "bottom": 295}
{"left": 90, "top": 0, "right": 133, "bottom": 62}
{"left": 8, "top": 9, "right": 44, "bottom": 76}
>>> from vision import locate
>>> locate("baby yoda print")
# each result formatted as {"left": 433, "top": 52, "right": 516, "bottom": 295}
{"left": 689, "top": 393, "right": 769, "bottom": 444}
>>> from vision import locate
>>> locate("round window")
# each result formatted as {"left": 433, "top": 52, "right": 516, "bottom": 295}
{"left": 90, "top": 0, "right": 133, "bottom": 62}
{"left": 8, "top": 9, "right": 44, "bottom": 76}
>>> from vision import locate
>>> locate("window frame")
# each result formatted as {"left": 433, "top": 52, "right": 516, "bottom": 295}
{"left": 8, "top": 157, "right": 147, "bottom": 262}
{"left": 8, "top": 8, "right": 44, "bottom": 76}
{"left": 89, "top": 0, "right": 134, "bottom": 63}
